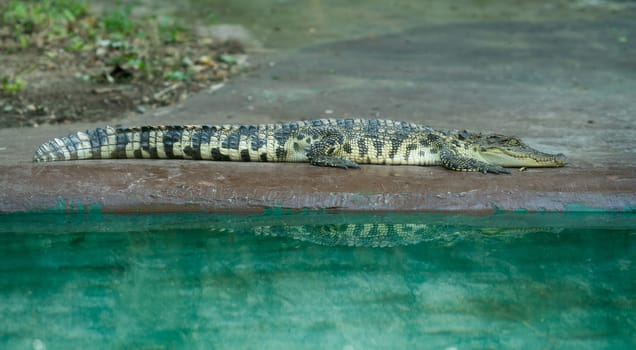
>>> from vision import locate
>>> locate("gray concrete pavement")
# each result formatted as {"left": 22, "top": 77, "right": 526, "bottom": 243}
{"left": 1, "top": 18, "right": 635, "bottom": 212}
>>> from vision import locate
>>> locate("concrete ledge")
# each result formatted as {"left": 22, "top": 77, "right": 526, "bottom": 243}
{"left": 1, "top": 161, "right": 633, "bottom": 213}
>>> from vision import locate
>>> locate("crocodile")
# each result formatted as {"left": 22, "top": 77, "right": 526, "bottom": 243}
{"left": 33, "top": 118, "right": 566, "bottom": 173}
{"left": 250, "top": 223, "right": 564, "bottom": 247}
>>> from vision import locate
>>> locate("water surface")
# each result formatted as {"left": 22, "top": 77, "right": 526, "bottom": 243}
{"left": 1, "top": 212, "right": 634, "bottom": 349}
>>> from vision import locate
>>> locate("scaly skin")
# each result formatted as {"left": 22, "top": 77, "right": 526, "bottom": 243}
{"left": 33, "top": 118, "right": 566, "bottom": 173}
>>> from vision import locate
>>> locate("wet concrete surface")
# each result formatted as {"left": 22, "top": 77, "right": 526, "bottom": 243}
{"left": 1, "top": 18, "right": 635, "bottom": 213}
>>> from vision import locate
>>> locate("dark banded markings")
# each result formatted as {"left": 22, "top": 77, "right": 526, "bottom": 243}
{"left": 163, "top": 126, "right": 183, "bottom": 159}
{"left": 357, "top": 139, "right": 368, "bottom": 158}
{"left": 275, "top": 147, "right": 287, "bottom": 159}
{"left": 372, "top": 139, "right": 384, "bottom": 158}
{"left": 404, "top": 143, "right": 418, "bottom": 160}
{"left": 388, "top": 132, "right": 409, "bottom": 159}
{"left": 240, "top": 149, "right": 251, "bottom": 161}
{"left": 211, "top": 148, "right": 230, "bottom": 161}
{"left": 139, "top": 127, "right": 151, "bottom": 158}
{"left": 86, "top": 129, "right": 102, "bottom": 159}
{"left": 66, "top": 133, "right": 81, "bottom": 160}
{"left": 273, "top": 122, "right": 299, "bottom": 146}
{"left": 113, "top": 130, "right": 129, "bottom": 158}
{"left": 184, "top": 128, "right": 203, "bottom": 160}
{"left": 222, "top": 131, "right": 241, "bottom": 150}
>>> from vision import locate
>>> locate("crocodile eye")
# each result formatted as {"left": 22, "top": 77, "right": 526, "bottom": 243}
{"left": 487, "top": 135, "right": 521, "bottom": 146}
{"left": 506, "top": 138, "right": 520, "bottom": 146}
{"left": 486, "top": 135, "right": 505, "bottom": 143}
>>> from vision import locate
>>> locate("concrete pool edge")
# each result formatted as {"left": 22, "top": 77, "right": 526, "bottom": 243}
{"left": 1, "top": 162, "right": 634, "bottom": 214}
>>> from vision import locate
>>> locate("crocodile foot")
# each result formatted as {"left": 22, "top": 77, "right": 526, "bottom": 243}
{"left": 309, "top": 156, "right": 360, "bottom": 169}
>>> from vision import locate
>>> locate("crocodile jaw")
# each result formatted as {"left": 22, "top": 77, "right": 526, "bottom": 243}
{"left": 480, "top": 149, "right": 567, "bottom": 168}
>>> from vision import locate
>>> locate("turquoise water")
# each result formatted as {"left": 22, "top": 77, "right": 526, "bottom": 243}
{"left": 1, "top": 211, "right": 635, "bottom": 349}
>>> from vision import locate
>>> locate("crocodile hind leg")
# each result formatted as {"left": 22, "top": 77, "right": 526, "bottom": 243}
{"left": 439, "top": 148, "right": 510, "bottom": 174}
{"left": 305, "top": 127, "right": 359, "bottom": 169}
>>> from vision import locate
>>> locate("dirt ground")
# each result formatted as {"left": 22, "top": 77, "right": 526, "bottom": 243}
{"left": 0, "top": 30, "right": 246, "bottom": 128}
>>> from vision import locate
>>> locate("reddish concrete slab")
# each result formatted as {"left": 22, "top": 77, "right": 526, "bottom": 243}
{"left": 1, "top": 161, "right": 633, "bottom": 213}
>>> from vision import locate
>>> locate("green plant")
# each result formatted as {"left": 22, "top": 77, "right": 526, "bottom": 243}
{"left": 156, "top": 15, "right": 187, "bottom": 44}
{"left": 100, "top": 4, "right": 135, "bottom": 38}
{"left": 1, "top": 75, "right": 27, "bottom": 94}
{"left": 65, "top": 35, "right": 86, "bottom": 51}
{"left": 1, "top": 0, "right": 89, "bottom": 49}
{"left": 163, "top": 70, "right": 189, "bottom": 81}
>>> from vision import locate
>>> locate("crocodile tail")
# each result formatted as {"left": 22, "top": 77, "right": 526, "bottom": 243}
{"left": 32, "top": 125, "right": 206, "bottom": 162}
{"left": 35, "top": 126, "right": 128, "bottom": 162}
{"left": 32, "top": 124, "right": 273, "bottom": 162}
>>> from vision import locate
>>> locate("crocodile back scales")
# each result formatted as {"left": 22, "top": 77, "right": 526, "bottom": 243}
{"left": 33, "top": 118, "right": 444, "bottom": 166}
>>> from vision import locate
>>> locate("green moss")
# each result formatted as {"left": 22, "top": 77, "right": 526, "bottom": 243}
{"left": 0, "top": 0, "right": 221, "bottom": 96}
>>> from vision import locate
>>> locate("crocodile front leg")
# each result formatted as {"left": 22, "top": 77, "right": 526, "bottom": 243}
{"left": 439, "top": 148, "right": 510, "bottom": 174}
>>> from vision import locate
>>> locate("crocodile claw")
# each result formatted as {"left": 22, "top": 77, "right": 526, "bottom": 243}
{"left": 310, "top": 156, "right": 360, "bottom": 169}
{"left": 483, "top": 165, "right": 511, "bottom": 174}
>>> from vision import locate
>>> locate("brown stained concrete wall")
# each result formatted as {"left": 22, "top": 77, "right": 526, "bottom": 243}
{"left": 1, "top": 161, "right": 633, "bottom": 213}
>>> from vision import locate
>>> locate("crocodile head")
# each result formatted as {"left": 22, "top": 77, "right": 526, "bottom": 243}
{"left": 467, "top": 133, "right": 567, "bottom": 167}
